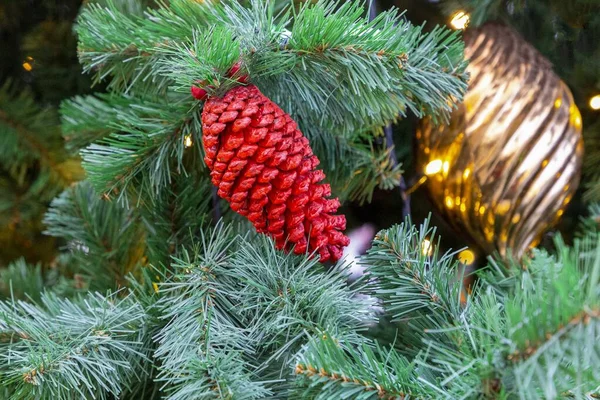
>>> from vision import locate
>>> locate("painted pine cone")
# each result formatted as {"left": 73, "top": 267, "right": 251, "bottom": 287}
{"left": 201, "top": 85, "right": 349, "bottom": 262}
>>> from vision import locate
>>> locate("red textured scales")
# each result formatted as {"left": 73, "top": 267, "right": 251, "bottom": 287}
{"left": 201, "top": 85, "right": 349, "bottom": 262}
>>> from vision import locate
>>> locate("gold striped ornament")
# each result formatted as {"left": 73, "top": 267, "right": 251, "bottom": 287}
{"left": 417, "top": 23, "right": 584, "bottom": 258}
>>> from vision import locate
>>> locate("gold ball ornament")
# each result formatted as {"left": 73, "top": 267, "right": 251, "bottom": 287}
{"left": 416, "top": 23, "right": 584, "bottom": 258}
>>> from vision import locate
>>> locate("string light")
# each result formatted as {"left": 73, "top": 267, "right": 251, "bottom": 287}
{"left": 421, "top": 239, "right": 433, "bottom": 257}
{"left": 458, "top": 249, "right": 475, "bottom": 265}
{"left": 425, "top": 159, "right": 443, "bottom": 175}
{"left": 22, "top": 56, "right": 34, "bottom": 72}
{"left": 450, "top": 11, "right": 470, "bottom": 30}
{"left": 184, "top": 134, "right": 193, "bottom": 148}
{"left": 590, "top": 94, "right": 600, "bottom": 110}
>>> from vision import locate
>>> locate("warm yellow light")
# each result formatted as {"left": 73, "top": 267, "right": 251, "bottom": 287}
{"left": 421, "top": 239, "right": 433, "bottom": 257}
{"left": 425, "top": 159, "right": 443, "bottom": 175}
{"left": 22, "top": 56, "right": 34, "bottom": 71}
{"left": 557, "top": 209, "right": 564, "bottom": 217}
{"left": 460, "top": 203, "right": 466, "bottom": 212}
{"left": 445, "top": 196, "right": 454, "bottom": 209}
{"left": 496, "top": 200, "right": 511, "bottom": 215}
{"left": 184, "top": 134, "right": 193, "bottom": 148}
{"left": 462, "top": 168, "right": 471, "bottom": 179}
{"left": 511, "top": 214, "right": 521, "bottom": 224}
{"left": 450, "top": 11, "right": 470, "bottom": 30}
{"left": 458, "top": 249, "right": 475, "bottom": 265}
{"left": 554, "top": 97, "right": 562, "bottom": 109}
{"left": 590, "top": 95, "right": 600, "bottom": 110}
{"left": 442, "top": 161, "right": 450, "bottom": 175}
{"left": 569, "top": 104, "right": 582, "bottom": 128}
{"left": 479, "top": 205, "right": 486, "bottom": 215}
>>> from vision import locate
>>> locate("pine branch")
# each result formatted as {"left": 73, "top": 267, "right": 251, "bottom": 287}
{"left": 417, "top": 233, "right": 600, "bottom": 398}
{"left": 76, "top": 0, "right": 467, "bottom": 127}
{"left": 154, "top": 222, "right": 374, "bottom": 397}
{"left": 43, "top": 181, "right": 146, "bottom": 291}
{"left": 73, "top": 93, "right": 202, "bottom": 199}
{"left": 0, "top": 291, "right": 150, "bottom": 400}
{"left": 154, "top": 226, "right": 270, "bottom": 399}
{"left": 229, "top": 231, "right": 375, "bottom": 362}
{"left": 293, "top": 334, "right": 441, "bottom": 399}
{"left": 70, "top": 0, "right": 467, "bottom": 206}
{"left": 0, "top": 259, "right": 45, "bottom": 302}
{"left": 61, "top": 93, "right": 132, "bottom": 151}
{"left": 0, "top": 257, "right": 89, "bottom": 302}
{"left": 363, "top": 217, "right": 464, "bottom": 345}
{"left": 0, "top": 81, "right": 83, "bottom": 188}
{"left": 76, "top": 0, "right": 220, "bottom": 94}
{"left": 139, "top": 172, "right": 214, "bottom": 268}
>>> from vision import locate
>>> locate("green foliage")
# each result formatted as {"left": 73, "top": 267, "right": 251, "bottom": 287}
{"left": 7, "top": 0, "right": 597, "bottom": 398}
{"left": 154, "top": 231, "right": 270, "bottom": 400}
{"left": 138, "top": 172, "right": 214, "bottom": 267}
{"left": 0, "top": 81, "right": 84, "bottom": 264}
{"left": 0, "top": 259, "right": 45, "bottom": 302}
{"left": 68, "top": 0, "right": 467, "bottom": 203}
{"left": 0, "top": 291, "right": 150, "bottom": 400}
{"left": 155, "top": 222, "right": 373, "bottom": 398}
{"left": 0, "top": 257, "right": 83, "bottom": 302}
{"left": 43, "top": 181, "right": 146, "bottom": 291}
{"left": 315, "top": 217, "right": 600, "bottom": 399}
{"left": 363, "top": 217, "right": 464, "bottom": 352}
{"left": 294, "top": 335, "right": 437, "bottom": 399}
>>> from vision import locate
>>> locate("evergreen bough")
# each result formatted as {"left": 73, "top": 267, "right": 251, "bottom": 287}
{"left": 1, "top": 0, "right": 598, "bottom": 399}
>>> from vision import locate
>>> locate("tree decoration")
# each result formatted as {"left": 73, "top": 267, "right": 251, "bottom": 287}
{"left": 416, "top": 23, "right": 584, "bottom": 258}
{"left": 200, "top": 84, "right": 349, "bottom": 262}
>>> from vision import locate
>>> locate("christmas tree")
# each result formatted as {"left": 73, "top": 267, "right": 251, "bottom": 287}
{"left": 0, "top": 0, "right": 599, "bottom": 399}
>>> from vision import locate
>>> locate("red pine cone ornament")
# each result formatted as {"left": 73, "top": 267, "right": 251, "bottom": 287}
{"left": 200, "top": 84, "right": 349, "bottom": 262}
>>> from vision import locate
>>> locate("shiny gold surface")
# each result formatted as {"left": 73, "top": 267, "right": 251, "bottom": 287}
{"left": 417, "top": 23, "right": 584, "bottom": 258}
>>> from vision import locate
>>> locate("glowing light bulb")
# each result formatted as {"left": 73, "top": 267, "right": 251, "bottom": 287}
{"left": 22, "top": 56, "right": 33, "bottom": 71}
{"left": 421, "top": 239, "right": 433, "bottom": 257}
{"left": 450, "top": 11, "right": 470, "bottom": 30}
{"left": 590, "top": 95, "right": 600, "bottom": 110}
{"left": 458, "top": 249, "right": 475, "bottom": 265}
{"left": 184, "top": 134, "right": 193, "bottom": 148}
{"left": 425, "top": 159, "right": 443, "bottom": 175}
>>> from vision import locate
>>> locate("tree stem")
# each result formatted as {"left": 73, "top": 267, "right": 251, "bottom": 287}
{"left": 369, "top": 0, "right": 411, "bottom": 219}
{"left": 212, "top": 186, "right": 220, "bottom": 223}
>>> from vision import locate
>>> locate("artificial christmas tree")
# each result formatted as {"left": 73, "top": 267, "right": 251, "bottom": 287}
{"left": 0, "top": 0, "right": 599, "bottom": 399}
